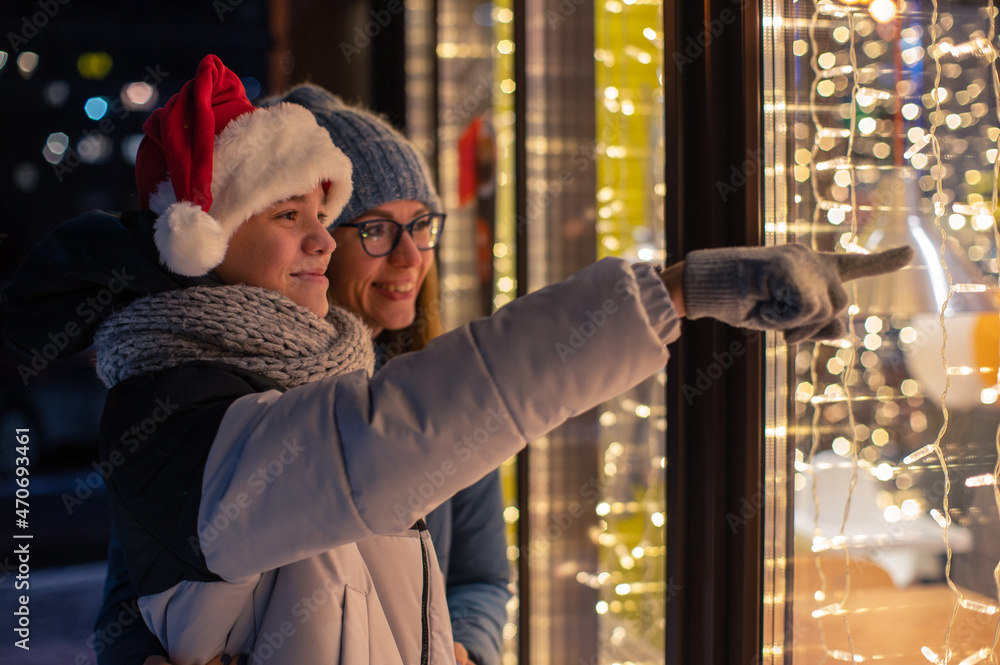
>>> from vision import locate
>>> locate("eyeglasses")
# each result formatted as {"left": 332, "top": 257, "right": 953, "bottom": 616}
{"left": 339, "top": 212, "right": 446, "bottom": 258}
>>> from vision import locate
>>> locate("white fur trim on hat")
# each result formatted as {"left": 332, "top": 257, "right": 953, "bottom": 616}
{"left": 154, "top": 201, "right": 229, "bottom": 277}
{"left": 152, "top": 102, "right": 353, "bottom": 276}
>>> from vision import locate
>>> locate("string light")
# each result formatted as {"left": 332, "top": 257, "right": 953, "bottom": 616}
{"left": 770, "top": 0, "right": 1000, "bottom": 661}
{"left": 586, "top": 2, "right": 668, "bottom": 663}
{"left": 868, "top": 0, "right": 897, "bottom": 24}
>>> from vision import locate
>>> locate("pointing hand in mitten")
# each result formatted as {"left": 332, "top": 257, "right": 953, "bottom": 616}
{"left": 678, "top": 244, "right": 914, "bottom": 344}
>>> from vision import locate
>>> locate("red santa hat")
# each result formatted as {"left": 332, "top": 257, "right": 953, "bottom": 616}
{"left": 135, "top": 54, "right": 352, "bottom": 277}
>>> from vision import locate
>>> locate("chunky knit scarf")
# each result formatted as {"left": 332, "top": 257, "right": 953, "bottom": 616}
{"left": 94, "top": 285, "right": 374, "bottom": 389}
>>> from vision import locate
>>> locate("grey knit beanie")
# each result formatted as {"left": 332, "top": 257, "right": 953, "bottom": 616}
{"left": 260, "top": 84, "right": 441, "bottom": 227}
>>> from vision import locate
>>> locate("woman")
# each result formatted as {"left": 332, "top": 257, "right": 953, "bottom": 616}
{"left": 95, "top": 85, "right": 510, "bottom": 665}
{"left": 0, "top": 56, "right": 910, "bottom": 664}
{"left": 298, "top": 86, "right": 511, "bottom": 665}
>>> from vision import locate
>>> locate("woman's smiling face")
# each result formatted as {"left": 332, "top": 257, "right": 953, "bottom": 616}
{"left": 214, "top": 184, "right": 335, "bottom": 318}
{"left": 327, "top": 199, "right": 435, "bottom": 337}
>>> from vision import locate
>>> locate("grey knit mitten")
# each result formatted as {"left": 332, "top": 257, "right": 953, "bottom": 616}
{"left": 682, "top": 244, "right": 913, "bottom": 344}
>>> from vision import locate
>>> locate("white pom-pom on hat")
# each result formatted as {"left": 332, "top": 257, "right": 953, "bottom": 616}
{"left": 153, "top": 201, "right": 230, "bottom": 277}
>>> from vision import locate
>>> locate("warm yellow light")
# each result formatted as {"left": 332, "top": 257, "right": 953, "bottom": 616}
{"left": 832, "top": 437, "right": 852, "bottom": 456}
{"left": 869, "top": 0, "right": 897, "bottom": 24}
{"left": 77, "top": 52, "right": 113, "bottom": 80}
{"left": 874, "top": 463, "right": 894, "bottom": 481}
{"left": 817, "top": 52, "right": 837, "bottom": 69}
{"left": 833, "top": 170, "right": 852, "bottom": 187}
{"left": 124, "top": 81, "right": 155, "bottom": 106}
{"left": 883, "top": 504, "right": 902, "bottom": 522}
{"left": 18, "top": 52, "right": 40, "bottom": 76}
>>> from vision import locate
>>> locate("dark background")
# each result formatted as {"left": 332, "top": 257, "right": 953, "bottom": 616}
{"left": 0, "top": 2, "right": 409, "bottom": 660}
{"left": 0, "top": 0, "right": 408, "bottom": 560}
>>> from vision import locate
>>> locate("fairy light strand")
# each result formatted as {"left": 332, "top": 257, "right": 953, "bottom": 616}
{"left": 801, "top": 2, "right": 1000, "bottom": 661}
{"left": 806, "top": 3, "right": 839, "bottom": 658}
{"left": 926, "top": 3, "right": 965, "bottom": 660}
{"left": 834, "top": 8, "right": 862, "bottom": 660}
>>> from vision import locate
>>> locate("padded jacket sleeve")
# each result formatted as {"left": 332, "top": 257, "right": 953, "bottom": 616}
{"left": 106, "top": 258, "right": 678, "bottom": 585}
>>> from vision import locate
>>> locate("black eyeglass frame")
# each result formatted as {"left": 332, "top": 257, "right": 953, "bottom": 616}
{"left": 339, "top": 212, "right": 447, "bottom": 258}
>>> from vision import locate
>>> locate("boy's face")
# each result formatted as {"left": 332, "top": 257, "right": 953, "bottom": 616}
{"left": 214, "top": 184, "right": 335, "bottom": 317}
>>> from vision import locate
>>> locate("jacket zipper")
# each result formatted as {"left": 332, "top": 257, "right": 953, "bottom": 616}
{"left": 416, "top": 519, "right": 430, "bottom": 665}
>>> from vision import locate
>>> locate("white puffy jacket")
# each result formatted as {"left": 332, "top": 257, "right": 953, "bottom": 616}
{"left": 99, "top": 258, "right": 680, "bottom": 664}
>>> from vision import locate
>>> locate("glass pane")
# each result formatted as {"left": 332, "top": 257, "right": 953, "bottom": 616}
{"left": 422, "top": 2, "right": 666, "bottom": 662}
{"left": 763, "top": 1, "right": 1000, "bottom": 663}
{"left": 594, "top": 2, "right": 668, "bottom": 663}
{"left": 408, "top": 0, "right": 520, "bottom": 660}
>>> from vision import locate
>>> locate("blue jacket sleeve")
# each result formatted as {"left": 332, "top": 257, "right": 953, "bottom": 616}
{"left": 94, "top": 523, "right": 168, "bottom": 665}
{"left": 444, "top": 471, "right": 511, "bottom": 665}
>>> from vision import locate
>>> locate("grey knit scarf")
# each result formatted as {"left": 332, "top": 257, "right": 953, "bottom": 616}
{"left": 94, "top": 285, "right": 374, "bottom": 389}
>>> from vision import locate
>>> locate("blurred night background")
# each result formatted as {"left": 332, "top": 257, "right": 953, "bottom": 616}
{"left": 0, "top": 1, "right": 408, "bottom": 661}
